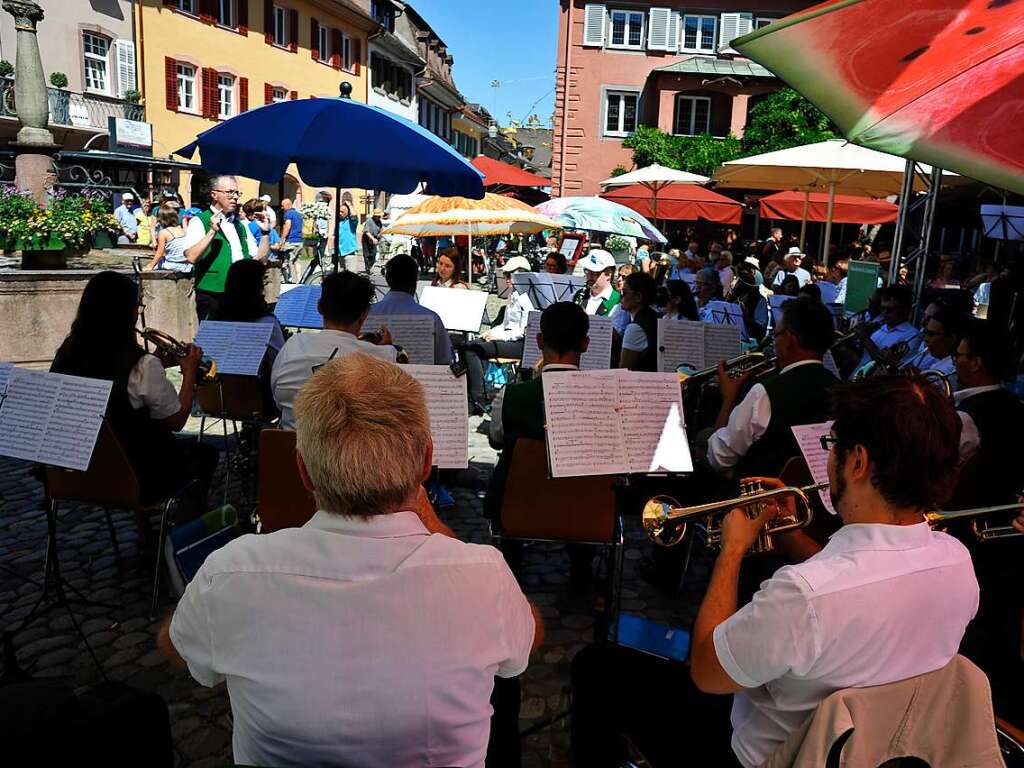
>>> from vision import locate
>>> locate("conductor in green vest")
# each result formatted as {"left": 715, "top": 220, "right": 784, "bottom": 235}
{"left": 706, "top": 296, "right": 838, "bottom": 478}
{"left": 184, "top": 174, "right": 271, "bottom": 320}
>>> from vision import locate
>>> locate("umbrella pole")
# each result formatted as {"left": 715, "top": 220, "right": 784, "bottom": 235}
{"left": 799, "top": 190, "right": 809, "bottom": 251}
{"left": 468, "top": 229, "right": 473, "bottom": 284}
{"left": 821, "top": 181, "right": 837, "bottom": 265}
{"left": 333, "top": 185, "right": 341, "bottom": 273}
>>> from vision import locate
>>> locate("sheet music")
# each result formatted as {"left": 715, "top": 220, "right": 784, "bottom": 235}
{"left": 418, "top": 286, "right": 488, "bottom": 332}
{"left": 791, "top": 421, "right": 836, "bottom": 515}
{"left": 822, "top": 350, "right": 841, "bottom": 378}
{"left": 617, "top": 372, "right": 692, "bottom": 473}
{"left": 520, "top": 311, "right": 543, "bottom": 370}
{"left": 0, "top": 361, "right": 12, "bottom": 395}
{"left": 275, "top": 284, "right": 323, "bottom": 329}
{"left": 769, "top": 294, "right": 794, "bottom": 329}
{"left": 195, "top": 321, "right": 274, "bottom": 376}
{"left": 404, "top": 365, "right": 469, "bottom": 469}
{"left": 361, "top": 315, "right": 435, "bottom": 364}
{"left": 543, "top": 371, "right": 625, "bottom": 478}
{"left": 704, "top": 324, "right": 743, "bottom": 367}
{"left": 657, "top": 319, "right": 706, "bottom": 371}
{"left": 520, "top": 312, "right": 613, "bottom": 371}
{"left": 370, "top": 275, "right": 390, "bottom": 302}
{"left": 0, "top": 369, "right": 112, "bottom": 471}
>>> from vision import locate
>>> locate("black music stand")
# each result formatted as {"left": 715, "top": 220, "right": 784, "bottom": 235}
{"left": 981, "top": 205, "right": 1024, "bottom": 241}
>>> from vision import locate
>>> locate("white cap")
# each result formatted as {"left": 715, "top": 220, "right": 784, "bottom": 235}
{"left": 121, "top": 192, "right": 134, "bottom": 200}
{"left": 259, "top": 194, "right": 272, "bottom": 202}
{"left": 579, "top": 249, "right": 616, "bottom": 273}
{"left": 744, "top": 256, "right": 761, "bottom": 268}
{"left": 501, "top": 256, "right": 532, "bottom": 273}
{"left": 786, "top": 246, "right": 805, "bottom": 258}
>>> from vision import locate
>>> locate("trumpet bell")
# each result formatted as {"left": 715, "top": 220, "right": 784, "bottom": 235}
{"left": 642, "top": 495, "right": 688, "bottom": 547}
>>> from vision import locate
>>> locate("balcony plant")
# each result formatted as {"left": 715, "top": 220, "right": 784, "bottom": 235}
{"left": 0, "top": 60, "right": 12, "bottom": 78}
{"left": 49, "top": 72, "right": 68, "bottom": 88}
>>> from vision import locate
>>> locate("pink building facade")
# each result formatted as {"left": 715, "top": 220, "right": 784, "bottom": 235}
{"left": 553, "top": 1, "right": 813, "bottom": 196}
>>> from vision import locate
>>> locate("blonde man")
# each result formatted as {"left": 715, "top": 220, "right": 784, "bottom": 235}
{"left": 160, "top": 355, "right": 542, "bottom": 768}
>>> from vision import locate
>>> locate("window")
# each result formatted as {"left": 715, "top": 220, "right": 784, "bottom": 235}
{"left": 371, "top": 52, "right": 411, "bottom": 101}
{"left": 318, "top": 25, "right": 329, "bottom": 62}
{"left": 682, "top": 14, "right": 716, "bottom": 52}
{"left": 273, "top": 5, "right": 287, "bottom": 46}
{"left": 754, "top": 17, "right": 775, "bottom": 29}
{"left": 453, "top": 130, "right": 479, "bottom": 158}
{"left": 604, "top": 90, "right": 637, "bottom": 137}
{"left": 218, "top": 74, "right": 235, "bottom": 118}
{"left": 176, "top": 63, "right": 197, "bottom": 112}
{"left": 674, "top": 95, "right": 711, "bottom": 136}
{"left": 272, "top": 86, "right": 287, "bottom": 102}
{"left": 82, "top": 32, "right": 110, "bottom": 94}
{"left": 372, "top": 1, "right": 395, "bottom": 32}
{"left": 217, "top": 0, "right": 234, "bottom": 27}
{"left": 342, "top": 35, "right": 353, "bottom": 71}
{"left": 609, "top": 10, "right": 644, "bottom": 49}
{"left": 176, "top": 0, "right": 196, "bottom": 13}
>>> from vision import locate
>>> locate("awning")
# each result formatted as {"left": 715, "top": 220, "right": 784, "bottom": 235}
{"left": 759, "top": 190, "right": 897, "bottom": 224}
{"left": 600, "top": 183, "right": 742, "bottom": 225}
{"left": 652, "top": 57, "right": 776, "bottom": 78}
{"left": 471, "top": 155, "right": 550, "bottom": 188}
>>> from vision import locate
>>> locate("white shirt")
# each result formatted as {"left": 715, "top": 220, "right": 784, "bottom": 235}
{"left": 714, "top": 522, "right": 978, "bottom": 768}
{"left": 953, "top": 384, "right": 1004, "bottom": 464}
{"left": 901, "top": 346, "right": 957, "bottom": 389}
{"left": 126, "top": 354, "right": 180, "bottom": 420}
{"left": 369, "top": 289, "right": 453, "bottom": 365}
{"left": 708, "top": 360, "right": 825, "bottom": 472}
{"left": 621, "top": 311, "right": 648, "bottom": 353}
{"left": 869, "top": 321, "right": 919, "bottom": 353}
{"left": 271, "top": 329, "right": 396, "bottom": 428}
{"left": 170, "top": 509, "right": 535, "bottom": 768}
{"left": 489, "top": 363, "right": 577, "bottom": 447}
{"left": 772, "top": 265, "right": 811, "bottom": 288}
{"left": 488, "top": 289, "right": 534, "bottom": 342}
{"left": 584, "top": 284, "right": 615, "bottom": 316}
{"left": 184, "top": 205, "right": 259, "bottom": 264}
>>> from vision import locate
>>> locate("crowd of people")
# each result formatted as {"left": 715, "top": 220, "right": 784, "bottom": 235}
{"left": 35, "top": 172, "right": 1024, "bottom": 767}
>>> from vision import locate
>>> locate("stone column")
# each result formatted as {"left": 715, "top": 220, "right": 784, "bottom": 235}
{"left": 3, "top": 0, "right": 57, "bottom": 204}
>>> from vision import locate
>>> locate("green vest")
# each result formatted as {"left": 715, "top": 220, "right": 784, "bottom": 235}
{"left": 193, "top": 209, "right": 251, "bottom": 294}
{"left": 573, "top": 287, "right": 621, "bottom": 316}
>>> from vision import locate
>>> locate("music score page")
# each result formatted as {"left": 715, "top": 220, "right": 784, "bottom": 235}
{"left": 404, "top": 365, "right": 469, "bottom": 469}
{"left": 362, "top": 315, "right": 435, "bottom": 365}
{"left": 790, "top": 421, "right": 836, "bottom": 515}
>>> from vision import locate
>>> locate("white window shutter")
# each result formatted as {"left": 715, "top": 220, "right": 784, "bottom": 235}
{"left": 583, "top": 4, "right": 606, "bottom": 47}
{"left": 666, "top": 11, "right": 680, "bottom": 52}
{"left": 647, "top": 7, "right": 670, "bottom": 51}
{"left": 114, "top": 39, "right": 136, "bottom": 97}
{"left": 718, "top": 13, "right": 752, "bottom": 54}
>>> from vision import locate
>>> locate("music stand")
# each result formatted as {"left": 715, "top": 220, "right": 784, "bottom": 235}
{"left": 981, "top": 205, "right": 1024, "bottom": 241}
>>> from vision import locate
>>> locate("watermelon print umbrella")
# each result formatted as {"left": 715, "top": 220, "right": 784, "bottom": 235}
{"left": 733, "top": 0, "right": 1024, "bottom": 194}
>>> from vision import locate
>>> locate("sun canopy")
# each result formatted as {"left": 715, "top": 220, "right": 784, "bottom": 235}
{"left": 599, "top": 164, "right": 709, "bottom": 189}
{"left": 536, "top": 196, "right": 667, "bottom": 243}
{"left": 733, "top": 0, "right": 1024, "bottom": 194}
{"left": 383, "top": 193, "right": 560, "bottom": 237}
{"left": 601, "top": 183, "right": 742, "bottom": 225}
{"left": 470, "top": 156, "right": 550, "bottom": 188}
{"left": 759, "top": 191, "right": 897, "bottom": 224}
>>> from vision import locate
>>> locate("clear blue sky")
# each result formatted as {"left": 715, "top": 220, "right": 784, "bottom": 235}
{"left": 410, "top": 0, "right": 558, "bottom": 127}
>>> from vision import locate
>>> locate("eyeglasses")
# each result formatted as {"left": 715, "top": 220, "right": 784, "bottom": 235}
{"left": 951, "top": 350, "right": 976, "bottom": 360}
{"left": 819, "top": 434, "right": 839, "bottom": 452}
{"left": 214, "top": 189, "right": 241, "bottom": 196}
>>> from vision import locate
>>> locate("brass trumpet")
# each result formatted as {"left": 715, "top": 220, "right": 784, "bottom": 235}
{"left": 676, "top": 351, "right": 776, "bottom": 389}
{"left": 139, "top": 327, "right": 217, "bottom": 381}
{"left": 926, "top": 502, "right": 1024, "bottom": 541}
{"left": 642, "top": 479, "right": 826, "bottom": 554}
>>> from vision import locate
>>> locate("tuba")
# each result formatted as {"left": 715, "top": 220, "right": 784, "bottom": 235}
{"left": 642, "top": 479, "right": 826, "bottom": 554}
{"left": 139, "top": 327, "right": 217, "bottom": 382}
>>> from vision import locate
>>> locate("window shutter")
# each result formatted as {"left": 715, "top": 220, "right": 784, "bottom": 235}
{"left": 239, "top": 76, "right": 249, "bottom": 111}
{"left": 666, "top": 11, "right": 680, "bottom": 52}
{"left": 582, "top": 4, "right": 606, "bottom": 47}
{"left": 164, "top": 56, "right": 178, "bottom": 111}
{"left": 264, "top": 0, "right": 273, "bottom": 44}
{"left": 264, "top": 82, "right": 273, "bottom": 104}
{"left": 289, "top": 89, "right": 298, "bottom": 100}
{"left": 718, "top": 12, "right": 752, "bottom": 53}
{"left": 238, "top": 0, "right": 248, "bottom": 34}
{"left": 310, "top": 18, "right": 319, "bottom": 60}
{"left": 351, "top": 38, "right": 361, "bottom": 75}
{"left": 331, "top": 29, "right": 342, "bottom": 68}
{"left": 198, "top": 0, "right": 216, "bottom": 24}
{"left": 114, "top": 39, "right": 137, "bottom": 97}
{"left": 202, "top": 67, "right": 217, "bottom": 118}
{"left": 647, "top": 8, "right": 670, "bottom": 50}
{"left": 288, "top": 8, "right": 298, "bottom": 51}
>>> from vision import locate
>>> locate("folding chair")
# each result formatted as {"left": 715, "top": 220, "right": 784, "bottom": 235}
{"left": 254, "top": 429, "right": 316, "bottom": 533}
{"left": 489, "top": 437, "right": 624, "bottom": 639}
{"left": 42, "top": 422, "right": 198, "bottom": 625}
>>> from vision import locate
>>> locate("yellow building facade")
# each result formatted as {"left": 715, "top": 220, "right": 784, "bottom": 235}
{"left": 136, "top": 0, "right": 374, "bottom": 206}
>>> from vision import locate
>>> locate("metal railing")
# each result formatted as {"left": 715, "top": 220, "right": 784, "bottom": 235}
{"left": 0, "top": 78, "right": 144, "bottom": 131}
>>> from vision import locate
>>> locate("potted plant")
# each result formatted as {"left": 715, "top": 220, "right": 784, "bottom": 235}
{"left": 48, "top": 71, "right": 70, "bottom": 125}
{"left": 122, "top": 88, "right": 144, "bottom": 120}
{"left": 604, "top": 234, "right": 632, "bottom": 264}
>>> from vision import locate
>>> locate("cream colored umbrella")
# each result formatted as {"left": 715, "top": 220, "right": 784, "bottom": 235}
{"left": 600, "top": 164, "right": 709, "bottom": 189}
{"left": 383, "top": 192, "right": 560, "bottom": 237}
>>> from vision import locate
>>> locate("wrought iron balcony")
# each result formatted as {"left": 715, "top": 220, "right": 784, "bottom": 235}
{"left": 0, "top": 78, "right": 144, "bottom": 131}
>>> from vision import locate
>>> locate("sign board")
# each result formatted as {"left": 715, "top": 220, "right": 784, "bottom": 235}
{"left": 108, "top": 116, "right": 153, "bottom": 156}
{"left": 844, "top": 260, "right": 880, "bottom": 314}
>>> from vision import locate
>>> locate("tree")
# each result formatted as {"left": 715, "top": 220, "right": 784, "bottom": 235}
{"left": 741, "top": 88, "right": 836, "bottom": 155}
{"left": 609, "top": 165, "right": 629, "bottom": 177}
{"left": 622, "top": 126, "right": 743, "bottom": 176}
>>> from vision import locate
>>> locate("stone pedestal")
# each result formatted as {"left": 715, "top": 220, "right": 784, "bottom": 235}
{"left": 13, "top": 146, "right": 56, "bottom": 204}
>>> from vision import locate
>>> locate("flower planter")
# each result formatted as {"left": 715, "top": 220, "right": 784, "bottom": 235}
{"left": 14, "top": 234, "right": 75, "bottom": 269}
{"left": 92, "top": 230, "right": 114, "bottom": 249}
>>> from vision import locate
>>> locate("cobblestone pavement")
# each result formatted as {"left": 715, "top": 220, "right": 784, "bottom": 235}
{"left": 0, "top": 415, "right": 711, "bottom": 767}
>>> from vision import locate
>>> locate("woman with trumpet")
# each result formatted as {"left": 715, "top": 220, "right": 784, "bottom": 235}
{"left": 51, "top": 272, "right": 218, "bottom": 552}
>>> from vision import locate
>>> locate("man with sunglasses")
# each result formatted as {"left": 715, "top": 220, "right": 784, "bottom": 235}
{"left": 900, "top": 304, "right": 964, "bottom": 390}
{"left": 857, "top": 285, "right": 919, "bottom": 372}
{"left": 184, "top": 175, "right": 271, "bottom": 320}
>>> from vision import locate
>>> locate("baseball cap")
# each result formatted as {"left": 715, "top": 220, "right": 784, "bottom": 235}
{"left": 744, "top": 256, "right": 761, "bottom": 268}
{"left": 579, "top": 249, "right": 616, "bottom": 273}
{"left": 259, "top": 194, "right": 272, "bottom": 203}
{"left": 121, "top": 192, "right": 134, "bottom": 201}
{"left": 501, "top": 256, "right": 531, "bottom": 273}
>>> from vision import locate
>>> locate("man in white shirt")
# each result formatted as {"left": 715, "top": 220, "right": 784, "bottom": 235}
{"left": 369, "top": 253, "right": 452, "bottom": 365}
{"left": 571, "top": 376, "right": 977, "bottom": 768}
{"left": 160, "top": 354, "right": 543, "bottom": 768}
{"left": 899, "top": 304, "right": 963, "bottom": 391}
{"left": 572, "top": 249, "right": 622, "bottom": 318}
{"left": 771, "top": 247, "right": 812, "bottom": 289}
{"left": 258, "top": 193, "right": 277, "bottom": 229}
{"left": 271, "top": 271, "right": 396, "bottom": 428}
{"left": 857, "top": 284, "right": 920, "bottom": 372}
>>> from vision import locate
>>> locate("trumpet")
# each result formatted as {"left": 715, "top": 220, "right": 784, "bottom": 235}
{"left": 926, "top": 502, "right": 1024, "bottom": 541}
{"left": 139, "top": 327, "right": 217, "bottom": 381}
{"left": 676, "top": 351, "right": 776, "bottom": 389}
{"left": 358, "top": 328, "right": 410, "bottom": 364}
{"left": 642, "top": 479, "right": 826, "bottom": 554}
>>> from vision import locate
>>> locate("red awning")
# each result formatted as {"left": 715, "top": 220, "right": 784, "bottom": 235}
{"left": 470, "top": 156, "right": 550, "bottom": 188}
{"left": 758, "top": 191, "right": 898, "bottom": 225}
{"left": 600, "top": 183, "right": 742, "bottom": 225}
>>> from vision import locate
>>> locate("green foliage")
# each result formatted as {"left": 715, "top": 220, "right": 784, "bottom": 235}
{"left": 49, "top": 71, "right": 68, "bottom": 89}
{"left": 0, "top": 187, "right": 118, "bottom": 248}
{"left": 609, "top": 165, "right": 629, "bottom": 177}
{"left": 0, "top": 60, "right": 12, "bottom": 78}
{"left": 741, "top": 88, "right": 836, "bottom": 155}
{"left": 123, "top": 88, "right": 142, "bottom": 104}
{"left": 622, "top": 126, "right": 678, "bottom": 168}
{"left": 605, "top": 235, "right": 631, "bottom": 252}
{"left": 622, "top": 126, "right": 743, "bottom": 176}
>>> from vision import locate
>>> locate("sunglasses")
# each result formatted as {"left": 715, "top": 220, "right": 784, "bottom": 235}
{"left": 819, "top": 434, "right": 839, "bottom": 452}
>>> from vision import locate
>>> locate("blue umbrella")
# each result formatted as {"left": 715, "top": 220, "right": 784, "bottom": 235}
{"left": 174, "top": 85, "right": 484, "bottom": 198}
